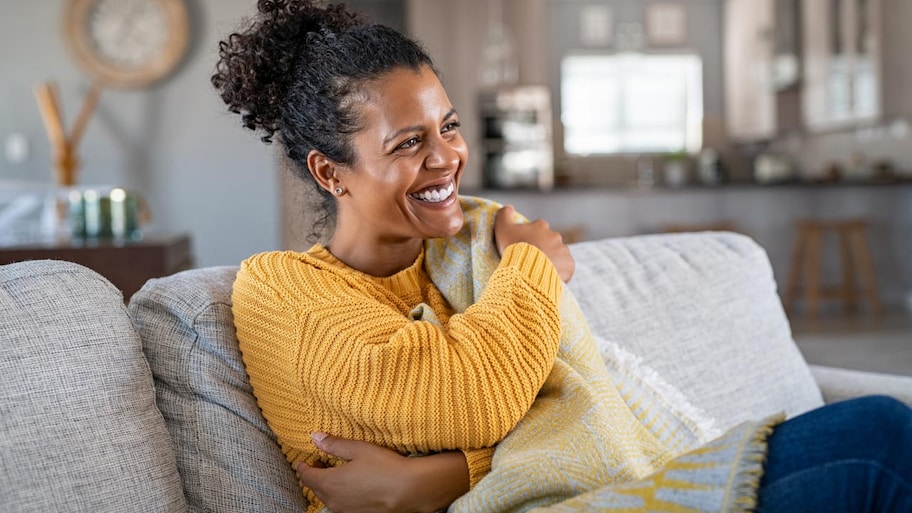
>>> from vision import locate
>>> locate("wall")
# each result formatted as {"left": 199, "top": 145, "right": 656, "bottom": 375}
{"left": 348, "top": 0, "right": 407, "bottom": 31}
{"left": 0, "top": 0, "right": 279, "bottom": 268}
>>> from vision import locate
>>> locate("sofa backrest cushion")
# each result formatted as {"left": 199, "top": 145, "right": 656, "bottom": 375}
{"left": 568, "top": 232, "right": 824, "bottom": 434}
{"left": 128, "top": 267, "right": 305, "bottom": 513}
{"left": 0, "top": 260, "right": 186, "bottom": 513}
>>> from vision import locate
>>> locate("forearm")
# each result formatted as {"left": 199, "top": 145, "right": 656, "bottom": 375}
{"left": 400, "top": 451, "right": 470, "bottom": 513}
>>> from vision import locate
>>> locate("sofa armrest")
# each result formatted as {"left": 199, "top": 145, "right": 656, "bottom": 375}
{"left": 810, "top": 364, "right": 912, "bottom": 407}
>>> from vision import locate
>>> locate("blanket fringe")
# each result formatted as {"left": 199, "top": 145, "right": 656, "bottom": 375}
{"left": 598, "top": 337, "right": 722, "bottom": 443}
{"left": 727, "top": 414, "right": 784, "bottom": 513}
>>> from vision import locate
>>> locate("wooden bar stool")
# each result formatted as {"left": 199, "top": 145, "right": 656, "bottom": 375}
{"left": 558, "top": 225, "right": 587, "bottom": 244}
{"left": 784, "top": 218, "right": 882, "bottom": 317}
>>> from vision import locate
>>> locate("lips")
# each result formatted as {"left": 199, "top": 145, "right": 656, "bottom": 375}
{"left": 409, "top": 181, "right": 455, "bottom": 203}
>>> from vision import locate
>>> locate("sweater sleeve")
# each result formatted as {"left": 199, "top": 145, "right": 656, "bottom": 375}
{"left": 462, "top": 447, "right": 495, "bottom": 489}
{"left": 232, "top": 242, "right": 562, "bottom": 462}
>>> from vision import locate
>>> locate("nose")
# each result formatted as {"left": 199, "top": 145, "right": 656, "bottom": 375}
{"left": 424, "top": 133, "right": 462, "bottom": 171}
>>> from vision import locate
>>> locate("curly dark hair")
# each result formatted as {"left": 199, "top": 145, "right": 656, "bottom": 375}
{"left": 212, "top": 0, "right": 436, "bottom": 240}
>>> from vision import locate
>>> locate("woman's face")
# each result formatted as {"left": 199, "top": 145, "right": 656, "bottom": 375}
{"left": 331, "top": 65, "right": 467, "bottom": 246}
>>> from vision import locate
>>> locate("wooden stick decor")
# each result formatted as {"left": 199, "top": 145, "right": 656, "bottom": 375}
{"left": 34, "top": 82, "right": 101, "bottom": 187}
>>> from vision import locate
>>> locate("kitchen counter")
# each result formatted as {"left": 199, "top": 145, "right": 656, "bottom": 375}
{"left": 472, "top": 183, "right": 912, "bottom": 309}
{"left": 465, "top": 177, "right": 912, "bottom": 195}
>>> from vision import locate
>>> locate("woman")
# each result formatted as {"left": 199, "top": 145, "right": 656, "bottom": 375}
{"left": 214, "top": 2, "right": 912, "bottom": 512}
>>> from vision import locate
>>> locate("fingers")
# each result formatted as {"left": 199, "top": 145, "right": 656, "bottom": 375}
{"left": 493, "top": 205, "right": 574, "bottom": 281}
{"left": 294, "top": 433, "right": 337, "bottom": 487}
{"left": 556, "top": 249, "right": 576, "bottom": 283}
{"left": 494, "top": 205, "right": 516, "bottom": 255}
{"left": 311, "top": 432, "right": 361, "bottom": 461}
{"left": 295, "top": 461, "right": 324, "bottom": 490}
{"left": 496, "top": 204, "right": 515, "bottom": 221}
{"left": 530, "top": 218, "right": 551, "bottom": 232}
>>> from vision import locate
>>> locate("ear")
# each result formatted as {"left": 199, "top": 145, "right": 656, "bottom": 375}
{"left": 307, "top": 150, "right": 342, "bottom": 194}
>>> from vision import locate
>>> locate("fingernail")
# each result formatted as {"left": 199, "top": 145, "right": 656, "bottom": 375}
{"left": 311, "top": 432, "right": 327, "bottom": 443}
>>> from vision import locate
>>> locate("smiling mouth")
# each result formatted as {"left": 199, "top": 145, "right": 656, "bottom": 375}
{"left": 409, "top": 181, "right": 455, "bottom": 203}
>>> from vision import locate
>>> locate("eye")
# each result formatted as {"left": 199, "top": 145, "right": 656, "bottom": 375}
{"left": 396, "top": 136, "right": 420, "bottom": 151}
{"left": 442, "top": 121, "right": 461, "bottom": 133}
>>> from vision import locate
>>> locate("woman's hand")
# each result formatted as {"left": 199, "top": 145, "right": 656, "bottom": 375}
{"left": 494, "top": 205, "right": 575, "bottom": 282}
{"left": 297, "top": 433, "right": 469, "bottom": 513}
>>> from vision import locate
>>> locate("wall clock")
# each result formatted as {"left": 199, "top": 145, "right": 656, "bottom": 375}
{"left": 63, "top": 0, "right": 190, "bottom": 89}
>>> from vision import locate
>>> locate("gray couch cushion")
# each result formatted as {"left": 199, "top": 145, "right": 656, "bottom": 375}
{"left": 0, "top": 260, "right": 186, "bottom": 513}
{"left": 568, "top": 232, "right": 824, "bottom": 433}
{"left": 128, "top": 267, "right": 305, "bottom": 513}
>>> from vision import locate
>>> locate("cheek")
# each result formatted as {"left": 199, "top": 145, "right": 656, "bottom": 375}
{"left": 371, "top": 165, "right": 412, "bottom": 189}
{"left": 453, "top": 137, "right": 469, "bottom": 166}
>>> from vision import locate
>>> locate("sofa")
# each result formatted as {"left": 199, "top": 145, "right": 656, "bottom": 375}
{"left": 2, "top": 231, "right": 910, "bottom": 513}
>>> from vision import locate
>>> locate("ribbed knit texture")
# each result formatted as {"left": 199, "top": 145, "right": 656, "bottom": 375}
{"left": 232, "top": 202, "right": 564, "bottom": 512}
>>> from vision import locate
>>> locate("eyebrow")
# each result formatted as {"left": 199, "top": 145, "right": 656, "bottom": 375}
{"left": 383, "top": 108, "right": 459, "bottom": 147}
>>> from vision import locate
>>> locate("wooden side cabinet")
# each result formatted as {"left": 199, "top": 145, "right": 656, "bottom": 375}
{"left": 0, "top": 234, "right": 194, "bottom": 300}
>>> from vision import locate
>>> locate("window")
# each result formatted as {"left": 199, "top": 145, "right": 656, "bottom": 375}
{"left": 560, "top": 53, "right": 703, "bottom": 155}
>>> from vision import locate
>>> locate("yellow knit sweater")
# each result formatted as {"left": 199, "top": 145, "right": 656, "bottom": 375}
{"left": 232, "top": 240, "right": 564, "bottom": 512}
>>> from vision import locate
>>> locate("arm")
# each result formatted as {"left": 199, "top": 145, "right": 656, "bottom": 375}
{"left": 810, "top": 365, "right": 912, "bottom": 407}
{"left": 234, "top": 241, "right": 563, "bottom": 453}
{"left": 233, "top": 207, "right": 571, "bottom": 508}
{"left": 313, "top": 243, "right": 560, "bottom": 443}
{"left": 297, "top": 433, "right": 470, "bottom": 513}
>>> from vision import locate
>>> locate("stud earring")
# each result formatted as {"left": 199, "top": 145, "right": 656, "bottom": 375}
{"left": 334, "top": 186, "right": 345, "bottom": 196}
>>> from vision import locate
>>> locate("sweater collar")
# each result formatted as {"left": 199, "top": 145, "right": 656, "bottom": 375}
{"left": 307, "top": 243, "right": 428, "bottom": 296}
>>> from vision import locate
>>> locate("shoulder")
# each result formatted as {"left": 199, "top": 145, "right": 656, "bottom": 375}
{"left": 235, "top": 250, "right": 333, "bottom": 303}
{"left": 239, "top": 250, "right": 312, "bottom": 282}
{"left": 236, "top": 249, "right": 389, "bottom": 307}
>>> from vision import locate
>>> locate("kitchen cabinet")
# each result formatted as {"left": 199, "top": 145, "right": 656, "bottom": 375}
{"left": 802, "top": 0, "right": 882, "bottom": 130}
{"left": 724, "top": 0, "right": 807, "bottom": 141}
{"left": 724, "top": 0, "right": 776, "bottom": 141}
{"left": 879, "top": 0, "right": 912, "bottom": 119}
{"left": 479, "top": 86, "right": 554, "bottom": 190}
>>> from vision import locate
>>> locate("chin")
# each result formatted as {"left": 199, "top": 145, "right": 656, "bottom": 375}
{"left": 444, "top": 217, "right": 465, "bottom": 237}
{"left": 426, "top": 207, "right": 464, "bottom": 240}
{"left": 445, "top": 199, "right": 465, "bottom": 234}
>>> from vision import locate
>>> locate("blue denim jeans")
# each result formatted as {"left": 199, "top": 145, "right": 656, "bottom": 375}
{"left": 756, "top": 395, "right": 912, "bottom": 512}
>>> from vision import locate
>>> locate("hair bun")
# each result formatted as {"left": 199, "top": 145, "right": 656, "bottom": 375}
{"left": 212, "top": 0, "right": 362, "bottom": 143}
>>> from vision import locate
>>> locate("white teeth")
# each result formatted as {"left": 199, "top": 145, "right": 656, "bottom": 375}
{"left": 411, "top": 182, "right": 454, "bottom": 203}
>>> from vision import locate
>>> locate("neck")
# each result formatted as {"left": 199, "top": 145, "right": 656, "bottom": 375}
{"left": 326, "top": 235, "right": 424, "bottom": 277}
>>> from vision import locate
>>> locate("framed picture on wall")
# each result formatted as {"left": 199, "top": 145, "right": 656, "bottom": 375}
{"left": 645, "top": 3, "right": 688, "bottom": 46}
